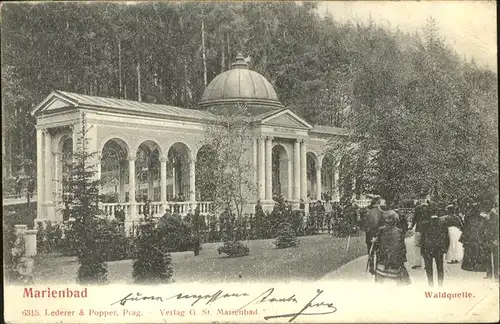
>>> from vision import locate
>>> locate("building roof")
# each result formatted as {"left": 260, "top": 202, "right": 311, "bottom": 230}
{"left": 198, "top": 53, "right": 283, "bottom": 109}
{"left": 32, "top": 90, "right": 218, "bottom": 122}
{"left": 32, "top": 90, "right": 348, "bottom": 136}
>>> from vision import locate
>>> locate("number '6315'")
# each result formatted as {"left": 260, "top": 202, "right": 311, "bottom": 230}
{"left": 22, "top": 309, "right": 40, "bottom": 316}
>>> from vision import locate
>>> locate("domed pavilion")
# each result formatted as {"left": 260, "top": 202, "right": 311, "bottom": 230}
{"left": 31, "top": 53, "right": 354, "bottom": 229}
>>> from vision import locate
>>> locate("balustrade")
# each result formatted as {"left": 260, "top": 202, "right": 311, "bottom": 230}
{"left": 100, "top": 201, "right": 214, "bottom": 219}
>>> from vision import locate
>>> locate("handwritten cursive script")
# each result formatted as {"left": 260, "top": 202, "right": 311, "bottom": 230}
{"left": 111, "top": 290, "right": 249, "bottom": 307}
{"left": 110, "top": 287, "right": 337, "bottom": 322}
{"left": 263, "top": 289, "right": 337, "bottom": 322}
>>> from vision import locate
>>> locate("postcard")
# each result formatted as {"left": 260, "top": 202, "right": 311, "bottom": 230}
{"left": 2, "top": 1, "right": 498, "bottom": 323}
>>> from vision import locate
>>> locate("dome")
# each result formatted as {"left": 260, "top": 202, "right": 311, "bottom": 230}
{"left": 198, "top": 53, "right": 283, "bottom": 110}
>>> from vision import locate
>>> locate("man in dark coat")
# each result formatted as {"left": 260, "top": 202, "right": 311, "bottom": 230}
{"left": 255, "top": 200, "right": 264, "bottom": 215}
{"left": 421, "top": 214, "right": 450, "bottom": 287}
{"left": 460, "top": 203, "right": 489, "bottom": 272}
{"left": 15, "top": 176, "right": 22, "bottom": 198}
{"left": 115, "top": 204, "right": 126, "bottom": 222}
{"left": 364, "top": 198, "right": 384, "bottom": 254}
{"left": 27, "top": 178, "right": 35, "bottom": 200}
{"left": 484, "top": 202, "right": 499, "bottom": 279}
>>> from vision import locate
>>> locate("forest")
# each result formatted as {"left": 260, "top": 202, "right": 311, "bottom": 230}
{"left": 1, "top": 2, "right": 497, "bottom": 202}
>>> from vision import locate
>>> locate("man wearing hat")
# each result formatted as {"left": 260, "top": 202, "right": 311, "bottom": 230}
{"left": 420, "top": 209, "right": 450, "bottom": 287}
{"left": 364, "top": 197, "right": 384, "bottom": 254}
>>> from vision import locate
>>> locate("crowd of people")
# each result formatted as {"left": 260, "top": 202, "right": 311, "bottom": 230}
{"left": 365, "top": 196, "right": 499, "bottom": 286}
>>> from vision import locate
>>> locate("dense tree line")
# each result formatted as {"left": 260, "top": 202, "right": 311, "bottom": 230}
{"left": 2, "top": 2, "right": 497, "bottom": 202}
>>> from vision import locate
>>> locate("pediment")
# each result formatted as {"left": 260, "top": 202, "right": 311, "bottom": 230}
{"left": 261, "top": 110, "right": 312, "bottom": 129}
{"left": 45, "top": 98, "right": 73, "bottom": 111}
{"left": 31, "top": 92, "right": 76, "bottom": 116}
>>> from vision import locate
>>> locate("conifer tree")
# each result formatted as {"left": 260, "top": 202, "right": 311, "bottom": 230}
{"left": 274, "top": 222, "right": 299, "bottom": 249}
{"left": 63, "top": 113, "right": 108, "bottom": 284}
{"left": 132, "top": 223, "right": 174, "bottom": 283}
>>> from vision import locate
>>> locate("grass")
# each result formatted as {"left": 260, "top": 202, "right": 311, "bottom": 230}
{"left": 32, "top": 234, "right": 366, "bottom": 284}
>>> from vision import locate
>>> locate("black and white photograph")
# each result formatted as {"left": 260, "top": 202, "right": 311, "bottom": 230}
{"left": 2, "top": 1, "right": 498, "bottom": 323}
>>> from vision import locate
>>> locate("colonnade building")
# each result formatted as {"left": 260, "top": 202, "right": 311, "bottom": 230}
{"left": 31, "top": 54, "right": 355, "bottom": 224}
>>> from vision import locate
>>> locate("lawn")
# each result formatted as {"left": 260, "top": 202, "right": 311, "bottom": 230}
{"left": 32, "top": 234, "right": 366, "bottom": 284}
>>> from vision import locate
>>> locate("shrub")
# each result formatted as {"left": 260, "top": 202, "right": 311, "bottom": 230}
{"left": 59, "top": 222, "right": 78, "bottom": 256}
{"left": 45, "top": 221, "right": 63, "bottom": 253}
{"left": 61, "top": 218, "right": 133, "bottom": 261}
{"left": 133, "top": 223, "right": 173, "bottom": 283}
{"left": 92, "top": 218, "right": 134, "bottom": 261}
{"left": 156, "top": 214, "right": 192, "bottom": 252}
{"left": 290, "top": 210, "right": 305, "bottom": 236}
{"left": 217, "top": 241, "right": 250, "bottom": 257}
{"left": 206, "top": 215, "right": 221, "bottom": 242}
{"left": 3, "top": 222, "right": 24, "bottom": 282}
{"left": 274, "top": 223, "right": 299, "bottom": 249}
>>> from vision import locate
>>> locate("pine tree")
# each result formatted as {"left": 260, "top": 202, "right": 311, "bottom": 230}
{"left": 63, "top": 113, "right": 108, "bottom": 284}
{"left": 132, "top": 223, "right": 174, "bottom": 283}
{"left": 274, "top": 222, "right": 299, "bottom": 249}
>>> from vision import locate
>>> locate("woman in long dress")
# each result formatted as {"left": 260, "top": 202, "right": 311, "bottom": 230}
{"left": 370, "top": 210, "right": 411, "bottom": 285}
{"left": 445, "top": 205, "right": 464, "bottom": 264}
{"left": 460, "top": 204, "right": 489, "bottom": 272}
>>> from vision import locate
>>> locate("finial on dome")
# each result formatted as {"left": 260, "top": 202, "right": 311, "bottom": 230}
{"left": 231, "top": 53, "right": 248, "bottom": 69}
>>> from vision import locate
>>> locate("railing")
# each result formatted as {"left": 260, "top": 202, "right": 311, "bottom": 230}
{"left": 354, "top": 199, "right": 371, "bottom": 208}
{"left": 100, "top": 201, "right": 214, "bottom": 219}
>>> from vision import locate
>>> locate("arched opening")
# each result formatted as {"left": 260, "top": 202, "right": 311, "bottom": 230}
{"left": 101, "top": 138, "right": 129, "bottom": 202}
{"left": 135, "top": 140, "right": 162, "bottom": 202}
{"left": 272, "top": 144, "right": 289, "bottom": 199}
{"left": 167, "top": 142, "right": 190, "bottom": 201}
{"left": 306, "top": 152, "right": 318, "bottom": 200}
{"left": 321, "top": 153, "right": 336, "bottom": 201}
{"left": 196, "top": 144, "right": 217, "bottom": 202}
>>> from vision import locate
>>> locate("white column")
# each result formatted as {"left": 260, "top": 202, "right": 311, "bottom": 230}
{"left": 316, "top": 158, "right": 322, "bottom": 200}
{"left": 258, "top": 137, "right": 265, "bottom": 200}
{"left": 189, "top": 152, "right": 196, "bottom": 204}
{"left": 44, "top": 130, "right": 55, "bottom": 221}
{"left": 44, "top": 130, "right": 53, "bottom": 202}
{"left": 252, "top": 138, "right": 258, "bottom": 200}
{"left": 36, "top": 128, "right": 45, "bottom": 220}
{"left": 300, "top": 140, "right": 307, "bottom": 200}
{"left": 160, "top": 158, "right": 167, "bottom": 203}
{"left": 265, "top": 136, "right": 273, "bottom": 200}
{"left": 96, "top": 153, "right": 102, "bottom": 186}
{"left": 119, "top": 163, "right": 125, "bottom": 201}
{"left": 293, "top": 139, "right": 300, "bottom": 201}
{"left": 287, "top": 157, "right": 293, "bottom": 200}
{"left": 172, "top": 166, "right": 176, "bottom": 198}
{"left": 128, "top": 156, "right": 137, "bottom": 219}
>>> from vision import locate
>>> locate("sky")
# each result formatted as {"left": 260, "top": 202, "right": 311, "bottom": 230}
{"left": 317, "top": 1, "right": 497, "bottom": 72}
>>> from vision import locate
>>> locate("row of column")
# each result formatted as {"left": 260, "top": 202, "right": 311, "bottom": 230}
{"left": 37, "top": 125, "right": 199, "bottom": 221}
{"left": 252, "top": 136, "right": 341, "bottom": 203}
{"left": 127, "top": 152, "right": 196, "bottom": 214}
{"left": 253, "top": 136, "right": 312, "bottom": 202}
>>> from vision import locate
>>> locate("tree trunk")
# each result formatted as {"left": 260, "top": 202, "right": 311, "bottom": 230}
{"left": 118, "top": 39, "right": 122, "bottom": 97}
{"left": 201, "top": 13, "right": 207, "bottom": 88}
{"left": 221, "top": 37, "right": 225, "bottom": 73}
{"left": 137, "top": 62, "right": 142, "bottom": 102}
{"left": 227, "top": 33, "right": 231, "bottom": 66}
